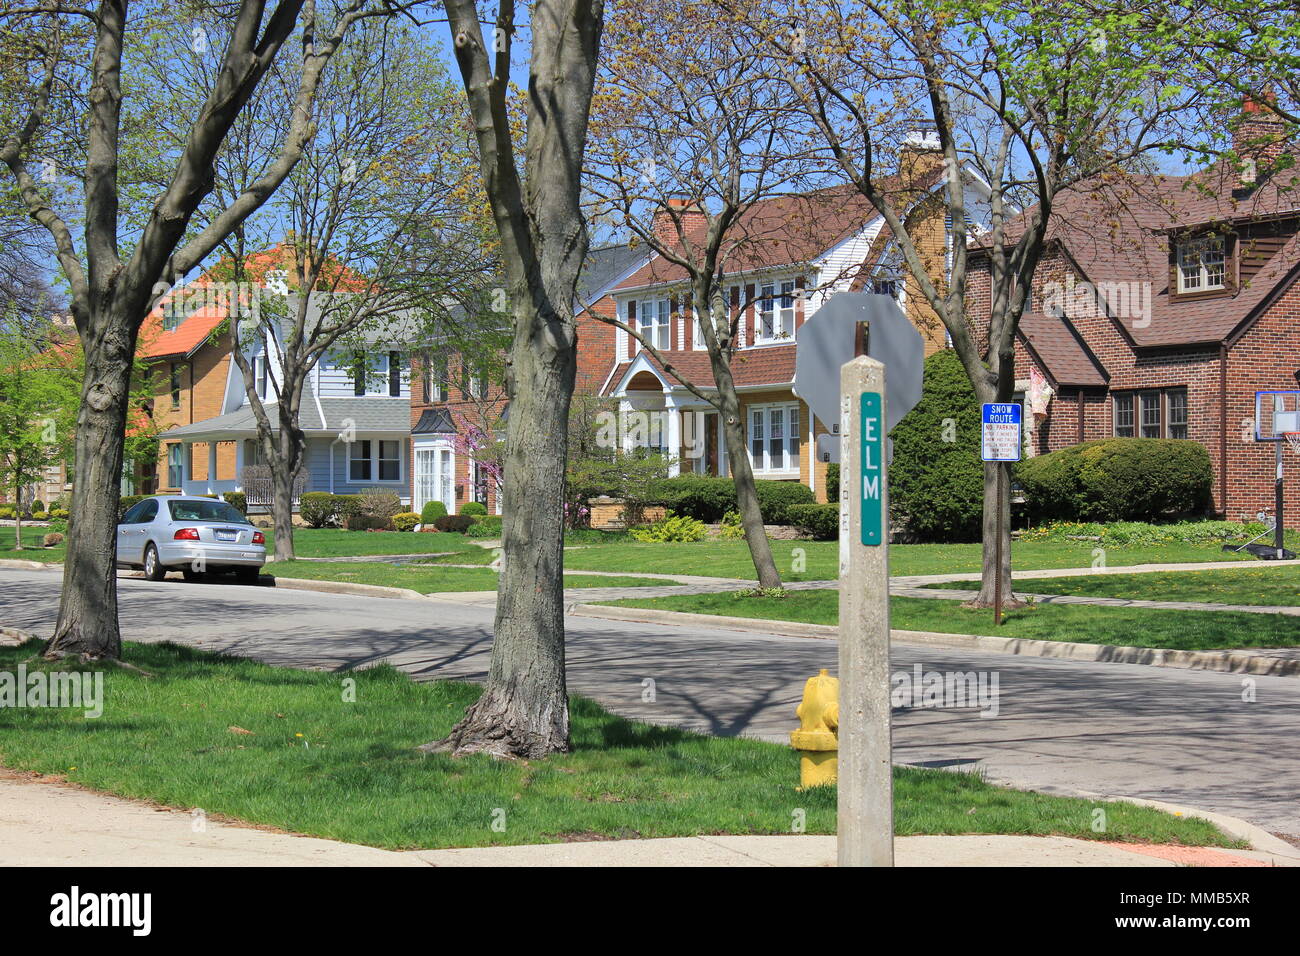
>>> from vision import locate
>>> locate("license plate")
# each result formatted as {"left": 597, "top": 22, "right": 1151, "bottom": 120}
{"left": 215, "top": 530, "right": 237, "bottom": 542}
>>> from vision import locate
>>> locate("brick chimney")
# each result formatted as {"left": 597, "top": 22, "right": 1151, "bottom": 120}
{"left": 652, "top": 197, "right": 707, "bottom": 246}
{"left": 899, "top": 129, "right": 944, "bottom": 185}
{"left": 1234, "top": 91, "right": 1287, "bottom": 184}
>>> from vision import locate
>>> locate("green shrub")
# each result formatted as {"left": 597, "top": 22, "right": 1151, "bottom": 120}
{"left": 222, "top": 492, "right": 248, "bottom": 516}
{"left": 650, "top": 475, "right": 736, "bottom": 521}
{"left": 629, "top": 511, "right": 709, "bottom": 542}
{"left": 650, "top": 475, "right": 814, "bottom": 524}
{"left": 465, "top": 515, "right": 504, "bottom": 537}
{"left": 1021, "top": 518, "right": 1265, "bottom": 546}
{"left": 825, "top": 463, "right": 840, "bottom": 502}
{"left": 344, "top": 513, "right": 392, "bottom": 531}
{"left": 460, "top": 501, "right": 487, "bottom": 516}
{"left": 420, "top": 500, "right": 448, "bottom": 524}
{"left": 788, "top": 503, "right": 839, "bottom": 540}
{"left": 434, "top": 514, "right": 476, "bottom": 533}
{"left": 391, "top": 512, "right": 421, "bottom": 532}
{"left": 29, "top": 499, "right": 44, "bottom": 515}
{"left": 719, "top": 510, "right": 745, "bottom": 540}
{"left": 889, "top": 349, "right": 984, "bottom": 542}
{"left": 116, "top": 494, "right": 147, "bottom": 521}
{"left": 31, "top": 510, "right": 48, "bottom": 520}
{"left": 48, "top": 508, "right": 70, "bottom": 520}
{"left": 754, "top": 480, "right": 815, "bottom": 524}
{"left": 335, "top": 494, "right": 363, "bottom": 519}
{"left": 1016, "top": 438, "right": 1212, "bottom": 522}
{"left": 0, "top": 506, "right": 14, "bottom": 519}
{"left": 299, "top": 492, "right": 337, "bottom": 529}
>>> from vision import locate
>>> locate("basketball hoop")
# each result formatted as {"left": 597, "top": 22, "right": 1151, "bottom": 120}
{"left": 1285, "top": 432, "right": 1300, "bottom": 456}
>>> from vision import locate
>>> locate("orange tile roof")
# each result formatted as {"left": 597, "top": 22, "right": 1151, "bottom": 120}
{"left": 137, "top": 302, "right": 227, "bottom": 360}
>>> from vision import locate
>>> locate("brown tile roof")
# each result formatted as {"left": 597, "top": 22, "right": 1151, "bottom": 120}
{"left": 1018, "top": 312, "right": 1108, "bottom": 387}
{"left": 615, "top": 172, "right": 945, "bottom": 292}
{"left": 976, "top": 149, "right": 1300, "bottom": 348}
{"left": 603, "top": 344, "right": 797, "bottom": 395}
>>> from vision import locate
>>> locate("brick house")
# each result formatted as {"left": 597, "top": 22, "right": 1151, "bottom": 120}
{"left": 407, "top": 243, "right": 649, "bottom": 515}
{"left": 965, "top": 108, "right": 1300, "bottom": 525}
{"left": 594, "top": 142, "right": 982, "bottom": 502}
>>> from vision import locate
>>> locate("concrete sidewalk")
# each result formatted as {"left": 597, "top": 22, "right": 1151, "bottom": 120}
{"left": 0, "top": 771, "right": 1291, "bottom": 868}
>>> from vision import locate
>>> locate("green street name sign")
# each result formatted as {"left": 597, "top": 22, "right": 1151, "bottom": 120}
{"left": 860, "top": 391, "right": 883, "bottom": 546}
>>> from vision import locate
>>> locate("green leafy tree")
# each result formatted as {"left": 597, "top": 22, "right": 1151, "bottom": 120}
{"left": 0, "top": 0, "right": 400, "bottom": 661}
{"left": 0, "top": 318, "right": 79, "bottom": 549}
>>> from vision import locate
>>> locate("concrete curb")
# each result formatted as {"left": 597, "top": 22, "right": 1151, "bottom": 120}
{"left": 569, "top": 603, "right": 1300, "bottom": 677}
{"left": 1104, "top": 795, "right": 1300, "bottom": 862}
{"left": 0, "top": 558, "right": 59, "bottom": 571}
{"left": 269, "top": 577, "right": 427, "bottom": 601}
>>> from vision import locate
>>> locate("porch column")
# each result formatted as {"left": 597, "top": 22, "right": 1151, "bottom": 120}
{"left": 207, "top": 442, "right": 218, "bottom": 494}
{"left": 665, "top": 398, "right": 681, "bottom": 477}
{"left": 181, "top": 442, "right": 191, "bottom": 491}
{"left": 234, "top": 439, "right": 244, "bottom": 490}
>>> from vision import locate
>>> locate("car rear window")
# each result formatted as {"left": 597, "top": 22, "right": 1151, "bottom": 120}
{"left": 167, "top": 500, "right": 250, "bottom": 524}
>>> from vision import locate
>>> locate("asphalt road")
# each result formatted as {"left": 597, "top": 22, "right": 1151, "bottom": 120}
{"left": 3, "top": 566, "right": 1299, "bottom": 838}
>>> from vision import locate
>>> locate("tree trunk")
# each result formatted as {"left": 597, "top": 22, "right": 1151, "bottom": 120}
{"left": 269, "top": 461, "right": 296, "bottom": 562}
{"left": 12, "top": 502, "right": 22, "bottom": 551}
{"left": 425, "top": 316, "right": 575, "bottom": 758}
{"left": 44, "top": 336, "right": 133, "bottom": 661}
{"left": 967, "top": 460, "right": 1019, "bottom": 608}
{"left": 713, "top": 360, "right": 782, "bottom": 588}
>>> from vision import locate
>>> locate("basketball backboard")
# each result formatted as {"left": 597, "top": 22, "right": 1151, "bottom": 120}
{"left": 1254, "top": 390, "right": 1300, "bottom": 441}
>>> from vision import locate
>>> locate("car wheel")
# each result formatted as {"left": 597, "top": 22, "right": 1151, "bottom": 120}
{"left": 234, "top": 567, "right": 259, "bottom": 585}
{"left": 181, "top": 567, "right": 205, "bottom": 582}
{"left": 143, "top": 544, "right": 166, "bottom": 581}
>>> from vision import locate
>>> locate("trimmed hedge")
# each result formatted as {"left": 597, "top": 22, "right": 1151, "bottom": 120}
{"left": 460, "top": 501, "right": 487, "bottom": 516}
{"left": 648, "top": 475, "right": 815, "bottom": 524}
{"left": 788, "top": 502, "right": 839, "bottom": 540}
{"left": 420, "top": 500, "right": 448, "bottom": 524}
{"left": 116, "top": 494, "right": 147, "bottom": 521}
{"left": 1016, "top": 438, "right": 1212, "bottom": 522}
{"left": 434, "top": 514, "right": 476, "bottom": 533}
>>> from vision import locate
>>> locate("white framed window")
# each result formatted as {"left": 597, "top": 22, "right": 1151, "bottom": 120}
{"left": 692, "top": 307, "right": 707, "bottom": 350}
{"left": 756, "top": 281, "right": 796, "bottom": 342}
{"left": 167, "top": 443, "right": 184, "bottom": 487}
{"left": 1177, "top": 236, "right": 1226, "bottom": 292}
{"left": 748, "top": 402, "right": 801, "bottom": 474}
{"left": 349, "top": 438, "right": 404, "bottom": 483}
{"left": 639, "top": 298, "right": 671, "bottom": 350}
{"left": 378, "top": 440, "right": 401, "bottom": 481}
{"left": 349, "top": 440, "right": 372, "bottom": 481}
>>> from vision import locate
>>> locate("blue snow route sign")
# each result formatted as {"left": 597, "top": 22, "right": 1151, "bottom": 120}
{"left": 981, "top": 402, "right": 1023, "bottom": 462}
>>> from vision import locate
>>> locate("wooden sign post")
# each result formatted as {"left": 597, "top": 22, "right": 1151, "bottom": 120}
{"left": 837, "top": 355, "right": 894, "bottom": 867}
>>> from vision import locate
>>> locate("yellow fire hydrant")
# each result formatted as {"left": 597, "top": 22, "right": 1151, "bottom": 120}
{"left": 791, "top": 669, "right": 839, "bottom": 789}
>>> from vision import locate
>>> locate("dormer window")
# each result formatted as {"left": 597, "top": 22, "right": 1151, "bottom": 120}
{"left": 1176, "top": 236, "right": 1226, "bottom": 293}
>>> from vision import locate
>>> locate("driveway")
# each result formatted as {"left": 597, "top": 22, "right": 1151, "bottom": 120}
{"left": 2, "top": 567, "right": 1298, "bottom": 839}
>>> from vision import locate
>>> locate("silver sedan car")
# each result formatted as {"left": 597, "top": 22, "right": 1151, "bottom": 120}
{"left": 115, "top": 495, "right": 266, "bottom": 583}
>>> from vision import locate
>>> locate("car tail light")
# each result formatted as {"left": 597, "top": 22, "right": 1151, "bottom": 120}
{"left": 252, "top": 531, "right": 264, "bottom": 544}
{"left": 174, "top": 528, "right": 200, "bottom": 540}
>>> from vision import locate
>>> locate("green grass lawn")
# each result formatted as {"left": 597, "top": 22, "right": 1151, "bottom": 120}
{"left": 0, "top": 640, "right": 1235, "bottom": 849}
{"left": 266, "top": 560, "right": 666, "bottom": 592}
{"left": 0, "top": 526, "right": 65, "bottom": 561}
{"left": 431, "top": 536, "right": 1275, "bottom": 581}
{"left": 972, "top": 564, "right": 1300, "bottom": 607}
{"left": 600, "top": 591, "right": 1300, "bottom": 650}
{"left": 284, "top": 528, "right": 482, "bottom": 558}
